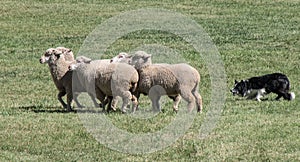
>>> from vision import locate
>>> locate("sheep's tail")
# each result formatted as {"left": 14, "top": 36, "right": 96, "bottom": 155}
{"left": 130, "top": 81, "right": 138, "bottom": 93}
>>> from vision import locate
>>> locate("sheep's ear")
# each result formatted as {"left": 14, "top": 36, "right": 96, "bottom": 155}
{"left": 56, "top": 54, "right": 61, "bottom": 59}
{"left": 84, "top": 59, "right": 92, "bottom": 63}
{"left": 82, "top": 57, "right": 92, "bottom": 63}
{"left": 54, "top": 50, "right": 63, "bottom": 56}
{"left": 76, "top": 56, "right": 92, "bottom": 63}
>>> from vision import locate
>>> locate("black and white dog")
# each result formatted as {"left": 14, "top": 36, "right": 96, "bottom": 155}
{"left": 230, "top": 73, "right": 295, "bottom": 101}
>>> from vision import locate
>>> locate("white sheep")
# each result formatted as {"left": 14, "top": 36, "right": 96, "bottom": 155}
{"left": 69, "top": 56, "right": 113, "bottom": 111}
{"left": 111, "top": 51, "right": 203, "bottom": 113}
{"left": 69, "top": 56, "right": 139, "bottom": 113}
{"left": 39, "top": 47, "right": 99, "bottom": 111}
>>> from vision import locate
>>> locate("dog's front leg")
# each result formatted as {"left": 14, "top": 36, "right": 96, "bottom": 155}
{"left": 255, "top": 88, "right": 266, "bottom": 102}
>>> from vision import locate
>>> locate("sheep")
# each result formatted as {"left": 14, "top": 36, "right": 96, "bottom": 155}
{"left": 39, "top": 47, "right": 100, "bottom": 111}
{"left": 70, "top": 56, "right": 113, "bottom": 111}
{"left": 39, "top": 48, "right": 75, "bottom": 111}
{"left": 69, "top": 56, "right": 139, "bottom": 113}
{"left": 111, "top": 51, "right": 203, "bottom": 113}
{"left": 110, "top": 52, "right": 182, "bottom": 108}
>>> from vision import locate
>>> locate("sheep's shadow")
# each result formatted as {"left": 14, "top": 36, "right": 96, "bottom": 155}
{"left": 18, "top": 105, "right": 74, "bottom": 113}
{"left": 18, "top": 105, "right": 108, "bottom": 114}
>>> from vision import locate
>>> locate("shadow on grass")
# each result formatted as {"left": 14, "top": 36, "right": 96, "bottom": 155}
{"left": 230, "top": 97, "right": 270, "bottom": 102}
{"left": 17, "top": 105, "right": 110, "bottom": 114}
{"left": 18, "top": 105, "right": 74, "bottom": 113}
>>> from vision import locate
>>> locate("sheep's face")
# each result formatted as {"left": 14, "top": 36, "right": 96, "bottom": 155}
{"left": 55, "top": 47, "right": 74, "bottom": 61}
{"left": 69, "top": 63, "right": 79, "bottom": 71}
{"left": 131, "top": 52, "right": 152, "bottom": 69}
{"left": 48, "top": 52, "right": 65, "bottom": 65}
{"left": 68, "top": 56, "right": 92, "bottom": 71}
{"left": 40, "top": 48, "right": 56, "bottom": 64}
{"left": 40, "top": 47, "right": 74, "bottom": 64}
{"left": 110, "top": 52, "right": 131, "bottom": 63}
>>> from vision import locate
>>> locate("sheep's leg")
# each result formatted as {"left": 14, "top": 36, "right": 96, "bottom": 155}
{"left": 106, "top": 97, "right": 114, "bottom": 113}
{"left": 192, "top": 91, "right": 203, "bottom": 113}
{"left": 133, "top": 92, "right": 140, "bottom": 111}
{"left": 110, "top": 97, "right": 118, "bottom": 111}
{"left": 95, "top": 87, "right": 106, "bottom": 112}
{"left": 149, "top": 86, "right": 165, "bottom": 112}
{"left": 91, "top": 97, "right": 100, "bottom": 108}
{"left": 57, "top": 91, "right": 67, "bottom": 108}
{"left": 172, "top": 95, "right": 181, "bottom": 113}
{"left": 180, "top": 89, "right": 195, "bottom": 112}
{"left": 73, "top": 93, "right": 85, "bottom": 108}
{"left": 88, "top": 93, "right": 100, "bottom": 108}
{"left": 131, "top": 95, "right": 138, "bottom": 113}
{"left": 120, "top": 91, "right": 132, "bottom": 113}
{"left": 101, "top": 97, "right": 109, "bottom": 109}
{"left": 155, "top": 96, "right": 161, "bottom": 112}
{"left": 149, "top": 94, "right": 161, "bottom": 112}
{"left": 66, "top": 93, "right": 73, "bottom": 112}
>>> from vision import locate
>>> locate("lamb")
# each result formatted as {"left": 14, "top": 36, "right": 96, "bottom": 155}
{"left": 111, "top": 51, "right": 203, "bottom": 113}
{"left": 69, "top": 56, "right": 139, "bottom": 113}
{"left": 39, "top": 47, "right": 99, "bottom": 111}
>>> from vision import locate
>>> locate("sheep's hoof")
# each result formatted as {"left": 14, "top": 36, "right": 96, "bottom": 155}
{"left": 111, "top": 107, "right": 117, "bottom": 112}
{"left": 173, "top": 108, "right": 178, "bottom": 113}
{"left": 77, "top": 105, "right": 85, "bottom": 108}
{"left": 197, "top": 107, "right": 202, "bottom": 113}
{"left": 107, "top": 107, "right": 116, "bottom": 113}
{"left": 121, "top": 109, "right": 127, "bottom": 114}
{"left": 66, "top": 108, "right": 74, "bottom": 112}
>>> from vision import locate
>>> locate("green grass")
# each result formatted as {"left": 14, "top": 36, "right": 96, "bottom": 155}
{"left": 0, "top": 0, "right": 299, "bottom": 161}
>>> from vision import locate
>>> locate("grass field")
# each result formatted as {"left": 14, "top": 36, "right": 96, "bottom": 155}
{"left": 0, "top": 0, "right": 299, "bottom": 161}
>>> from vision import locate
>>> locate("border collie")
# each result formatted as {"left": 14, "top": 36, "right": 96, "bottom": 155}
{"left": 230, "top": 73, "right": 295, "bottom": 101}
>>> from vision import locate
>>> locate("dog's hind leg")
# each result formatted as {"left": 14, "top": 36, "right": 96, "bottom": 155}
{"left": 274, "top": 89, "right": 293, "bottom": 101}
{"left": 275, "top": 93, "right": 283, "bottom": 100}
{"left": 282, "top": 92, "right": 295, "bottom": 101}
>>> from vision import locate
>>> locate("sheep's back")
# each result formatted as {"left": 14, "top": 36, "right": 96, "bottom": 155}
{"left": 168, "top": 63, "right": 200, "bottom": 83}
{"left": 138, "top": 64, "right": 179, "bottom": 95}
{"left": 95, "top": 62, "right": 138, "bottom": 96}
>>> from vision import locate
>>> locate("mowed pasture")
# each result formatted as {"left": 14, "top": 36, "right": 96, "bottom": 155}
{"left": 0, "top": 0, "right": 299, "bottom": 161}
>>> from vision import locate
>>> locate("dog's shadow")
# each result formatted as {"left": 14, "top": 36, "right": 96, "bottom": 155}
{"left": 231, "top": 97, "right": 270, "bottom": 102}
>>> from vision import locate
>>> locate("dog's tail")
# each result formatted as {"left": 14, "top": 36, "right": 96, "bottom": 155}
{"left": 282, "top": 77, "right": 295, "bottom": 100}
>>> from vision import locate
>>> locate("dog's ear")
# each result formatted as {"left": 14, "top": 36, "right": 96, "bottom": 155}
{"left": 235, "top": 80, "right": 238, "bottom": 84}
